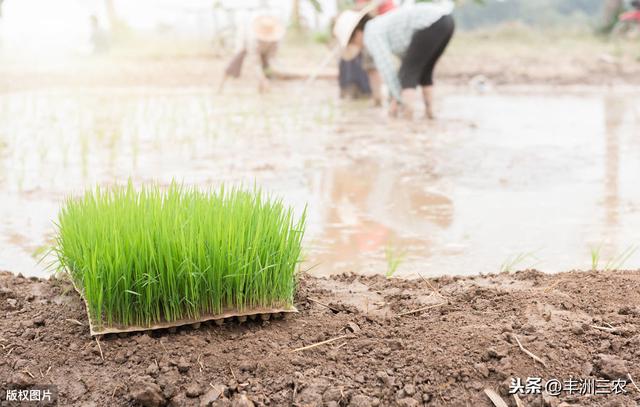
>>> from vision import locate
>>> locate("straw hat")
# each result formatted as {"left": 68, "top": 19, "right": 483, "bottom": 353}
{"left": 333, "top": 4, "right": 376, "bottom": 48}
{"left": 252, "top": 15, "right": 286, "bottom": 43}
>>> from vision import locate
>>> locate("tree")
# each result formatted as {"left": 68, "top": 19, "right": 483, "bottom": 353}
{"left": 290, "top": 0, "right": 322, "bottom": 30}
{"left": 600, "top": 0, "right": 624, "bottom": 33}
{"left": 104, "top": 0, "right": 118, "bottom": 30}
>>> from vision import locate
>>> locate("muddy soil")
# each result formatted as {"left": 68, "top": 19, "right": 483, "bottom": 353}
{"left": 1, "top": 53, "right": 639, "bottom": 93}
{"left": 1, "top": 269, "right": 639, "bottom": 407}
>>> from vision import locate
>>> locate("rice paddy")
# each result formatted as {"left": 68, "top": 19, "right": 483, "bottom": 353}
{"left": 53, "top": 181, "right": 306, "bottom": 330}
{"left": 2, "top": 88, "right": 640, "bottom": 280}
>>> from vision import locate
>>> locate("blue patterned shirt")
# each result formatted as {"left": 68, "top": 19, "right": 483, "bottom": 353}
{"left": 363, "top": 1, "right": 455, "bottom": 101}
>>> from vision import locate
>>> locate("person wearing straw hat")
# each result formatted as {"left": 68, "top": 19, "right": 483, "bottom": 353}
{"left": 336, "top": 1, "right": 395, "bottom": 103}
{"left": 219, "top": 14, "right": 286, "bottom": 93}
{"left": 334, "top": 1, "right": 455, "bottom": 119}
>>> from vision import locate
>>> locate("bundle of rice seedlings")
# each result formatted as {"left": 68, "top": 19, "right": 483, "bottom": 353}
{"left": 53, "top": 181, "right": 306, "bottom": 332}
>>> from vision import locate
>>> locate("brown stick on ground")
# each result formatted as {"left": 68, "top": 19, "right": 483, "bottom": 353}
{"left": 308, "top": 297, "right": 340, "bottom": 313}
{"left": 95, "top": 336, "right": 104, "bottom": 361}
{"left": 228, "top": 365, "right": 238, "bottom": 381}
{"left": 484, "top": 388, "right": 509, "bottom": 407}
{"left": 291, "top": 335, "right": 349, "bottom": 353}
{"left": 397, "top": 302, "right": 446, "bottom": 317}
{"left": 543, "top": 279, "right": 562, "bottom": 293}
{"left": 417, "top": 272, "right": 448, "bottom": 300}
{"left": 513, "top": 394, "right": 526, "bottom": 407}
{"left": 111, "top": 384, "right": 123, "bottom": 398}
{"left": 197, "top": 354, "right": 204, "bottom": 372}
{"left": 513, "top": 335, "right": 547, "bottom": 368}
{"left": 591, "top": 324, "right": 616, "bottom": 332}
{"left": 628, "top": 373, "right": 640, "bottom": 393}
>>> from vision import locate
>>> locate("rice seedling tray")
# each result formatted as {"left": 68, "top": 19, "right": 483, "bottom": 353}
{"left": 71, "top": 275, "right": 297, "bottom": 336}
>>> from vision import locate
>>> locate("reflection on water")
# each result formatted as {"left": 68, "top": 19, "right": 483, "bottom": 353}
{"left": 308, "top": 157, "right": 453, "bottom": 275}
{"left": 0, "top": 86, "right": 638, "bottom": 278}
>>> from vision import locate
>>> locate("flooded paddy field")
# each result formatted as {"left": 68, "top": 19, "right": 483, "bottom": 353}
{"left": 0, "top": 84, "right": 639, "bottom": 279}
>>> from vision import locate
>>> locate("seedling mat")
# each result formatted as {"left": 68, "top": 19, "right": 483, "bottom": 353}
{"left": 70, "top": 275, "right": 297, "bottom": 336}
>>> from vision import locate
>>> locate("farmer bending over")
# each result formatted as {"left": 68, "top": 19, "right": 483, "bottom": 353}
{"left": 336, "top": 0, "right": 395, "bottom": 102}
{"left": 334, "top": 1, "right": 455, "bottom": 119}
{"left": 220, "top": 14, "right": 285, "bottom": 93}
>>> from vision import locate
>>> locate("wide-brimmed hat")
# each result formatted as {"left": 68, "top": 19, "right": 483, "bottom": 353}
{"left": 333, "top": 4, "right": 376, "bottom": 49}
{"left": 252, "top": 15, "right": 286, "bottom": 43}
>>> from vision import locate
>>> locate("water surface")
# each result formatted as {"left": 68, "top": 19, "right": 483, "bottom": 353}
{"left": 0, "top": 85, "right": 638, "bottom": 278}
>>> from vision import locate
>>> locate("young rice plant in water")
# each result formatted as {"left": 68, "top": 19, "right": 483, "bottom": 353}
{"left": 54, "top": 182, "right": 306, "bottom": 330}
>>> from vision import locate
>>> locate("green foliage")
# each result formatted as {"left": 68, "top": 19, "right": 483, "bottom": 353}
{"left": 590, "top": 244, "right": 637, "bottom": 271}
{"left": 590, "top": 245, "right": 601, "bottom": 271}
{"left": 454, "top": 0, "right": 604, "bottom": 30}
{"left": 385, "top": 243, "right": 407, "bottom": 279}
{"left": 604, "top": 245, "right": 638, "bottom": 271}
{"left": 499, "top": 252, "right": 539, "bottom": 273}
{"left": 312, "top": 29, "right": 331, "bottom": 44}
{"left": 307, "top": 0, "right": 323, "bottom": 13}
{"left": 54, "top": 181, "right": 306, "bottom": 330}
{"left": 597, "top": 0, "right": 625, "bottom": 34}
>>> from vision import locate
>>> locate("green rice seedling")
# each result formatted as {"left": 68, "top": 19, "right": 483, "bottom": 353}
{"left": 604, "top": 245, "right": 638, "bottom": 272}
{"left": 53, "top": 181, "right": 306, "bottom": 331}
{"left": 32, "top": 244, "right": 50, "bottom": 260}
{"left": 590, "top": 245, "right": 602, "bottom": 271}
{"left": 499, "top": 251, "right": 540, "bottom": 273}
{"left": 385, "top": 243, "right": 407, "bottom": 279}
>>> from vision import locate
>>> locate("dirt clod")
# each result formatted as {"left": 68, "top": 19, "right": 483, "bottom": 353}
{"left": 129, "top": 380, "right": 165, "bottom": 407}
{"left": 231, "top": 394, "right": 254, "bottom": 407}
{"left": 349, "top": 394, "right": 374, "bottom": 407}
{"left": 186, "top": 383, "right": 202, "bottom": 398}
{"left": 594, "top": 354, "right": 629, "bottom": 380}
{"left": 33, "top": 316, "right": 46, "bottom": 326}
{"left": 238, "top": 361, "right": 256, "bottom": 373}
{"left": 200, "top": 384, "right": 226, "bottom": 407}
{"left": 346, "top": 322, "right": 361, "bottom": 333}
{"left": 11, "top": 372, "right": 34, "bottom": 388}
{"left": 375, "top": 370, "right": 393, "bottom": 387}
{"left": 397, "top": 397, "right": 420, "bottom": 407}
{"left": 486, "top": 347, "right": 507, "bottom": 360}
{"left": 176, "top": 357, "right": 190, "bottom": 373}
{"left": 323, "top": 386, "right": 343, "bottom": 403}
{"left": 403, "top": 384, "right": 416, "bottom": 396}
{"left": 146, "top": 362, "right": 159, "bottom": 377}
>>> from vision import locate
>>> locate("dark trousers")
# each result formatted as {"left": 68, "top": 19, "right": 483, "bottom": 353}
{"left": 398, "top": 14, "right": 455, "bottom": 89}
{"left": 338, "top": 53, "right": 372, "bottom": 98}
